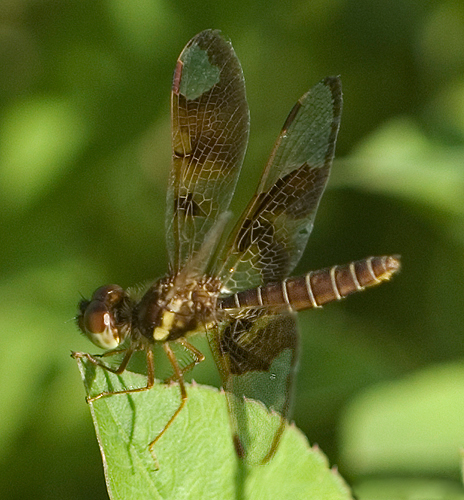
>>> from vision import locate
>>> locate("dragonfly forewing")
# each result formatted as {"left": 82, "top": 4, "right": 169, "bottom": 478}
{"left": 167, "top": 30, "right": 250, "bottom": 272}
{"left": 215, "top": 77, "right": 343, "bottom": 293}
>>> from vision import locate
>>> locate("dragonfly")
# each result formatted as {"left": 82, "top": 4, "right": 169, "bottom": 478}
{"left": 73, "top": 29, "right": 400, "bottom": 465}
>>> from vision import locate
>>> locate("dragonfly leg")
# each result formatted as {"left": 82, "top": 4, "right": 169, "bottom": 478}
{"left": 73, "top": 348, "right": 155, "bottom": 403}
{"left": 164, "top": 337, "right": 205, "bottom": 384}
{"left": 72, "top": 347, "right": 130, "bottom": 367}
{"left": 149, "top": 342, "right": 188, "bottom": 458}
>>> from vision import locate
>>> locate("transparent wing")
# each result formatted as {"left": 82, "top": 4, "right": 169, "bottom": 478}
{"left": 209, "top": 310, "right": 299, "bottom": 464}
{"left": 166, "top": 30, "right": 249, "bottom": 271}
{"left": 214, "top": 77, "right": 342, "bottom": 292}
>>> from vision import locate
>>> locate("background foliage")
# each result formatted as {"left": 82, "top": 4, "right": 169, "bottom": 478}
{"left": 1, "top": 1, "right": 464, "bottom": 498}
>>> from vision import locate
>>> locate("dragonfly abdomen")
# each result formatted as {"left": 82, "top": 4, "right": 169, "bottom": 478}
{"left": 220, "top": 255, "right": 400, "bottom": 312}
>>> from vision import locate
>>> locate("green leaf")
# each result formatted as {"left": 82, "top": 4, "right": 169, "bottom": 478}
{"left": 75, "top": 356, "right": 353, "bottom": 500}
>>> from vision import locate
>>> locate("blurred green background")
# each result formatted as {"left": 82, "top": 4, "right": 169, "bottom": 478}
{"left": 1, "top": 0, "right": 464, "bottom": 498}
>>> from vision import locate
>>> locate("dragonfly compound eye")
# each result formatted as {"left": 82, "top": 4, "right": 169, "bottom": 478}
{"left": 78, "top": 285, "right": 125, "bottom": 349}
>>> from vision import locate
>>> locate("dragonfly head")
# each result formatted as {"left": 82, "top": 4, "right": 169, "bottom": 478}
{"left": 77, "top": 284, "right": 128, "bottom": 349}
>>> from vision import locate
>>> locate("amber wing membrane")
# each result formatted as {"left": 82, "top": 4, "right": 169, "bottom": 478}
{"left": 214, "top": 77, "right": 342, "bottom": 293}
{"left": 166, "top": 30, "right": 250, "bottom": 271}
{"left": 209, "top": 310, "right": 298, "bottom": 464}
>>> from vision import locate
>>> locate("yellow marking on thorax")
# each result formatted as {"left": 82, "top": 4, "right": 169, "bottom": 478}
{"left": 153, "top": 311, "right": 175, "bottom": 341}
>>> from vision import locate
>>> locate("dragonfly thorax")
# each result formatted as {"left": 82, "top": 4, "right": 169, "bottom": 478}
{"left": 135, "top": 275, "right": 222, "bottom": 343}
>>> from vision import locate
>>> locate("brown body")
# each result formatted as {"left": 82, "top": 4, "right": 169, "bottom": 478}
{"left": 220, "top": 255, "right": 399, "bottom": 312}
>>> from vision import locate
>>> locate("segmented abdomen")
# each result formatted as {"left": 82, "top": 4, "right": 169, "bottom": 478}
{"left": 220, "top": 255, "right": 400, "bottom": 312}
